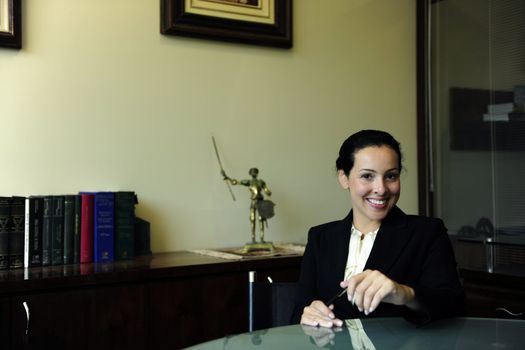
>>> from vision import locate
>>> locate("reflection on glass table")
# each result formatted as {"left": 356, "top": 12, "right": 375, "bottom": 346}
{"left": 186, "top": 317, "right": 524, "bottom": 350}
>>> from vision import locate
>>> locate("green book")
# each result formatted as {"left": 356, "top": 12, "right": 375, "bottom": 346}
{"left": 114, "top": 192, "right": 136, "bottom": 260}
{"left": 51, "top": 196, "right": 65, "bottom": 266}
{"left": 42, "top": 196, "right": 53, "bottom": 266}
{"left": 26, "top": 196, "right": 44, "bottom": 267}
{"left": 0, "top": 197, "right": 11, "bottom": 270}
{"left": 63, "top": 195, "right": 76, "bottom": 264}
{"left": 8, "top": 196, "right": 25, "bottom": 269}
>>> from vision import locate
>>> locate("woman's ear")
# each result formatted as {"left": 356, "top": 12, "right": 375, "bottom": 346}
{"left": 337, "top": 170, "right": 350, "bottom": 190}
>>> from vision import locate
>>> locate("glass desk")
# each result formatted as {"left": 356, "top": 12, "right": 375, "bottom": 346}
{"left": 187, "top": 317, "right": 524, "bottom": 349}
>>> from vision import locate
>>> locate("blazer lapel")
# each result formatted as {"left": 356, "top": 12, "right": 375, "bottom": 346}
{"left": 332, "top": 211, "right": 353, "bottom": 282}
{"left": 365, "top": 206, "right": 410, "bottom": 273}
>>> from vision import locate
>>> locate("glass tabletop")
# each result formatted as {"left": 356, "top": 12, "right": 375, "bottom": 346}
{"left": 186, "top": 317, "right": 524, "bottom": 350}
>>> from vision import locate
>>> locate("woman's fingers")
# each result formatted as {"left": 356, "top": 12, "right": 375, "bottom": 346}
{"left": 343, "top": 270, "right": 398, "bottom": 314}
{"left": 344, "top": 272, "right": 372, "bottom": 311}
{"left": 369, "top": 284, "right": 390, "bottom": 313}
{"left": 300, "top": 300, "right": 343, "bottom": 328}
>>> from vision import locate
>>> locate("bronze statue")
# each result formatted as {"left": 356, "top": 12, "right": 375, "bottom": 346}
{"left": 223, "top": 168, "right": 275, "bottom": 246}
{"left": 212, "top": 137, "right": 275, "bottom": 252}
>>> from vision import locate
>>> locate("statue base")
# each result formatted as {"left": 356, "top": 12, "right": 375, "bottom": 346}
{"left": 242, "top": 241, "right": 275, "bottom": 253}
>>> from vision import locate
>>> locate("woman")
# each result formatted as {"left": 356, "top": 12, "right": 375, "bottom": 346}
{"left": 292, "top": 130, "right": 465, "bottom": 327}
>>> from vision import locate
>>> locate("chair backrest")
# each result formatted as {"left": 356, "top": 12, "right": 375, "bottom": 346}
{"left": 270, "top": 282, "right": 298, "bottom": 327}
{"left": 250, "top": 280, "right": 297, "bottom": 331}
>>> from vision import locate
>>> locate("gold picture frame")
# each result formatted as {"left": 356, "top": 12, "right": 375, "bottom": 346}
{"left": 0, "top": 0, "right": 21, "bottom": 49}
{"left": 161, "top": 0, "right": 292, "bottom": 48}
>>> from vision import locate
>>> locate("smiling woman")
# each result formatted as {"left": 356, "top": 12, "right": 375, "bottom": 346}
{"left": 292, "top": 130, "right": 465, "bottom": 328}
{"left": 0, "top": 0, "right": 21, "bottom": 49}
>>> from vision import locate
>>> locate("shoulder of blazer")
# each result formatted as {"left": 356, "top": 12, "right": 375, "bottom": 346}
{"left": 308, "top": 211, "right": 353, "bottom": 242}
{"left": 393, "top": 209, "right": 447, "bottom": 240}
{"left": 366, "top": 207, "right": 447, "bottom": 272}
{"left": 382, "top": 206, "right": 444, "bottom": 231}
{"left": 307, "top": 211, "right": 353, "bottom": 278}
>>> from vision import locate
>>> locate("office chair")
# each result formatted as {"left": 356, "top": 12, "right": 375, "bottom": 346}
{"left": 248, "top": 271, "right": 298, "bottom": 332}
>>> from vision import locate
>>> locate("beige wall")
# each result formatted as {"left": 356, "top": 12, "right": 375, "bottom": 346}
{"left": 0, "top": 0, "right": 417, "bottom": 252}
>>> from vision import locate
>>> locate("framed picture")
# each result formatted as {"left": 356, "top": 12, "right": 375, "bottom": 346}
{"left": 0, "top": 0, "right": 21, "bottom": 49}
{"left": 161, "top": 0, "right": 292, "bottom": 48}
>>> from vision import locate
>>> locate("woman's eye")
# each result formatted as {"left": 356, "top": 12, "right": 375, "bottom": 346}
{"left": 386, "top": 173, "right": 399, "bottom": 181}
{"left": 361, "top": 174, "right": 373, "bottom": 180}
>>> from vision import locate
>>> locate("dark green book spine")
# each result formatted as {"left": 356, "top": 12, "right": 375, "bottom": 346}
{"left": 115, "top": 192, "right": 136, "bottom": 260}
{"left": 73, "top": 195, "right": 81, "bottom": 264}
{"left": 28, "top": 196, "right": 44, "bottom": 267}
{"left": 42, "top": 196, "right": 53, "bottom": 266}
{"left": 0, "top": 197, "right": 11, "bottom": 270}
{"left": 8, "top": 196, "right": 25, "bottom": 269}
{"left": 63, "top": 195, "right": 75, "bottom": 264}
{"left": 51, "top": 196, "right": 65, "bottom": 265}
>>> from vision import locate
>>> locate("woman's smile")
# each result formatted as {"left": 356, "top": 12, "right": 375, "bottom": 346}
{"left": 367, "top": 197, "right": 387, "bottom": 208}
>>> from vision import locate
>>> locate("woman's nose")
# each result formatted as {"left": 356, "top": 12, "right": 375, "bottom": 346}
{"left": 373, "top": 179, "right": 386, "bottom": 194}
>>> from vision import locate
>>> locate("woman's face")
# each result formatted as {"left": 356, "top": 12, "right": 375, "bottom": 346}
{"left": 338, "top": 145, "right": 400, "bottom": 232}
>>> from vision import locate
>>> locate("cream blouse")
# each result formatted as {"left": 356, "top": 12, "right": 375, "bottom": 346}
{"left": 344, "top": 225, "right": 379, "bottom": 281}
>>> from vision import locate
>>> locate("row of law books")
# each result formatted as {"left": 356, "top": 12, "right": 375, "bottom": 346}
{"left": 0, "top": 191, "right": 140, "bottom": 270}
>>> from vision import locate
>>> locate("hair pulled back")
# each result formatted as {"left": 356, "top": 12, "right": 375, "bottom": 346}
{"left": 336, "top": 129, "right": 403, "bottom": 176}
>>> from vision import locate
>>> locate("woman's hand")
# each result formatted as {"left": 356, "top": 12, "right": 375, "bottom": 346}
{"left": 340, "top": 269, "right": 418, "bottom": 315}
{"left": 300, "top": 324, "right": 343, "bottom": 347}
{"left": 300, "top": 300, "right": 344, "bottom": 328}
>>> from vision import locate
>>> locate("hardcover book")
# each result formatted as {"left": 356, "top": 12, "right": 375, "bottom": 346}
{"left": 24, "top": 196, "right": 44, "bottom": 267}
{"left": 80, "top": 193, "right": 94, "bottom": 264}
{"left": 9, "top": 196, "right": 25, "bottom": 269}
{"left": 63, "top": 195, "right": 76, "bottom": 264}
{"left": 51, "top": 196, "right": 65, "bottom": 265}
{"left": 42, "top": 196, "right": 54, "bottom": 266}
{"left": 93, "top": 192, "right": 115, "bottom": 263}
{"left": 134, "top": 217, "right": 152, "bottom": 257}
{"left": 115, "top": 192, "right": 136, "bottom": 260}
{"left": 73, "top": 195, "right": 81, "bottom": 264}
{"left": 0, "top": 197, "right": 11, "bottom": 270}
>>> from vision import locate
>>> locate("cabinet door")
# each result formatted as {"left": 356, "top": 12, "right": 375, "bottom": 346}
{"left": 148, "top": 266, "right": 301, "bottom": 349}
{"left": 149, "top": 273, "right": 248, "bottom": 349}
{"left": 11, "top": 284, "right": 147, "bottom": 350}
{"left": 0, "top": 297, "right": 10, "bottom": 348}
{"left": 464, "top": 281, "right": 525, "bottom": 319}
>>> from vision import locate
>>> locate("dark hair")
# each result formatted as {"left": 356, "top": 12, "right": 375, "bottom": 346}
{"left": 336, "top": 130, "right": 403, "bottom": 175}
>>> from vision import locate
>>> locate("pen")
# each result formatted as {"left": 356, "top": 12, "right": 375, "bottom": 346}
{"left": 326, "top": 287, "right": 348, "bottom": 306}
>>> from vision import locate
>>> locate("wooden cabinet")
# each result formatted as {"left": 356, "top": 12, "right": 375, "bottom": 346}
{"left": 460, "top": 269, "right": 525, "bottom": 320}
{"left": 11, "top": 284, "right": 147, "bottom": 349}
{"left": 0, "top": 297, "right": 9, "bottom": 348}
{"left": 0, "top": 251, "right": 302, "bottom": 349}
{"left": 451, "top": 240, "right": 525, "bottom": 319}
{"left": 148, "top": 273, "right": 247, "bottom": 348}
{"left": 147, "top": 264, "right": 299, "bottom": 348}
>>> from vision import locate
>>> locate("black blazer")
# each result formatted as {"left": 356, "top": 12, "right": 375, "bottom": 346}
{"left": 292, "top": 206, "right": 465, "bottom": 325}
